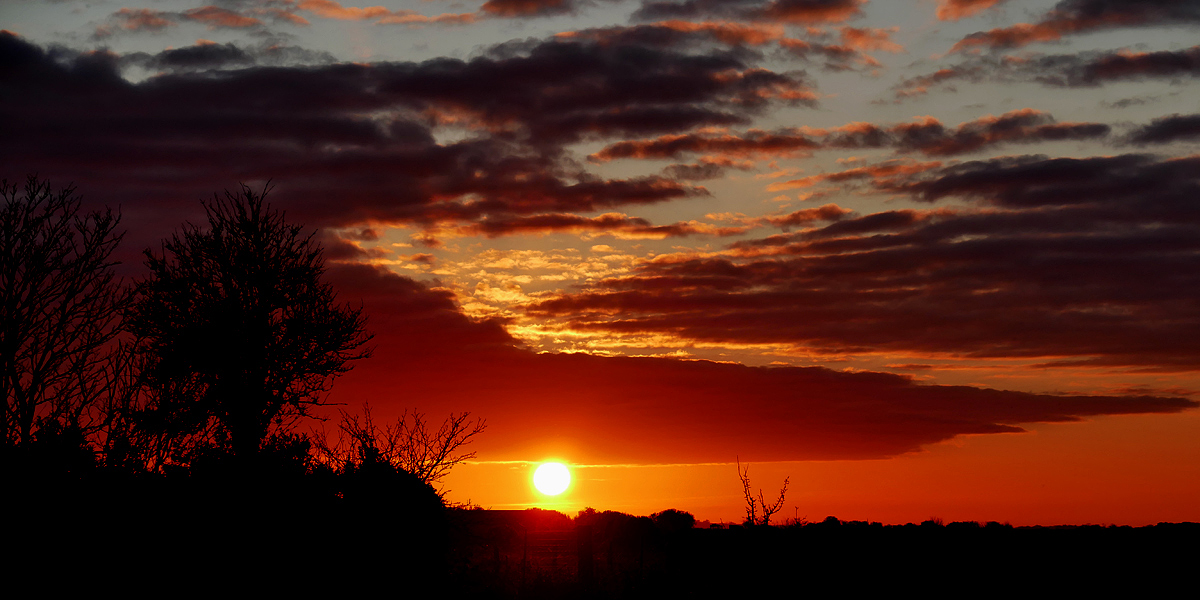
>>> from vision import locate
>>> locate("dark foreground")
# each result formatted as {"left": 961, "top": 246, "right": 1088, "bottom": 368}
{"left": 13, "top": 479, "right": 1198, "bottom": 598}
{"left": 449, "top": 509, "right": 1198, "bottom": 598}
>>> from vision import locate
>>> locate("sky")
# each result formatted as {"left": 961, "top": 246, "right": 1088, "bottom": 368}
{"left": 2, "top": 0, "right": 1199, "bottom": 525}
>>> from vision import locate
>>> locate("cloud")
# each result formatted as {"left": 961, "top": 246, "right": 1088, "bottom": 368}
{"left": 935, "top": 0, "right": 1009, "bottom": 21}
{"left": 297, "top": 0, "right": 392, "bottom": 20}
{"left": 93, "top": 8, "right": 176, "bottom": 38}
{"left": 879, "top": 109, "right": 1111, "bottom": 156}
{"left": 0, "top": 31, "right": 811, "bottom": 238}
{"left": 526, "top": 153, "right": 1200, "bottom": 371}
{"left": 837, "top": 26, "right": 903, "bottom": 53}
{"left": 93, "top": 4, "right": 274, "bottom": 38}
{"left": 593, "top": 110, "right": 1110, "bottom": 165}
{"left": 479, "top": 0, "right": 609, "bottom": 18}
{"left": 559, "top": 19, "right": 787, "bottom": 47}
{"left": 290, "top": 0, "right": 598, "bottom": 24}
{"left": 130, "top": 41, "right": 255, "bottom": 71}
{"left": 122, "top": 40, "right": 338, "bottom": 72}
{"left": 890, "top": 46, "right": 1200, "bottom": 100}
{"left": 324, "top": 263, "right": 1196, "bottom": 462}
{"left": 765, "top": 159, "right": 942, "bottom": 191}
{"left": 1059, "top": 46, "right": 1200, "bottom": 85}
{"left": 561, "top": 20, "right": 891, "bottom": 72}
{"left": 950, "top": 0, "right": 1200, "bottom": 53}
{"left": 632, "top": 0, "right": 866, "bottom": 24}
{"left": 451, "top": 212, "right": 755, "bottom": 238}
{"left": 763, "top": 203, "right": 853, "bottom": 228}
{"left": 1127, "top": 113, "right": 1200, "bottom": 145}
{"left": 591, "top": 129, "right": 820, "bottom": 162}
{"left": 183, "top": 6, "right": 264, "bottom": 29}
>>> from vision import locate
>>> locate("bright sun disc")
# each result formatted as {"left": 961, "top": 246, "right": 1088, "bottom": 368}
{"left": 533, "top": 462, "right": 571, "bottom": 495}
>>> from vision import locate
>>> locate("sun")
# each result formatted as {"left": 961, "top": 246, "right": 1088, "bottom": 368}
{"left": 533, "top": 462, "right": 571, "bottom": 495}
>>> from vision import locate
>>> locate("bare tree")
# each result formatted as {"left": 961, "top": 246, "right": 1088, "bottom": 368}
{"left": 1, "top": 176, "right": 127, "bottom": 453}
{"left": 738, "top": 457, "right": 789, "bottom": 526}
{"left": 313, "top": 405, "right": 486, "bottom": 494}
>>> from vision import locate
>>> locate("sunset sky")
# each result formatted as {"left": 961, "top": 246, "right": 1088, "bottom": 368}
{"left": 3, "top": 0, "right": 1198, "bottom": 525}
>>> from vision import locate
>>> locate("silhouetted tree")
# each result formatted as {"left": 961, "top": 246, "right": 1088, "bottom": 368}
{"left": 126, "top": 184, "right": 371, "bottom": 467}
{"left": 651, "top": 509, "right": 696, "bottom": 533}
{"left": 738, "top": 458, "right": 788, "bottom": 526}
{"left": 312, "top": 404, "right": 485, "bottom": 495}
{"left": 1, "top": 176, "right": 127, "bottom": 463}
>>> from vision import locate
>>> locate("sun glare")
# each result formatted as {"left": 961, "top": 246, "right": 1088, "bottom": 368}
{"left": 533, "top": 462, "right": 571, "bottom": 495}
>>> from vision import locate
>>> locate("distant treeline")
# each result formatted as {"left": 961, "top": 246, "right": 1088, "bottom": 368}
{"left": 455, "top": 509, "right": 1196, "bottom": 598}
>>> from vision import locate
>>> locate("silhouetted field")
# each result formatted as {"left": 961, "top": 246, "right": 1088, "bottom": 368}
{"left": 13, "top": 474, "right": 1195, "bottom": 598}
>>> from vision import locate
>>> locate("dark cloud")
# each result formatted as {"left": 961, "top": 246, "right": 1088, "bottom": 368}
{"left": 480, "top": 0, "right": 619, "bottom": 18}
{"left": 0, "top": 31, "right": 811, "bottom": 238}
{"left": 828, "top": 109, "right": 1110, "bottom": 156}
{"left": 593, "top": 110, "right": 1109, "bottom": 164}
{"left": 323, "top": 264, "right": 1196, "bottom": 462}
{"left": 662, "top": 157, "right": 753, "bottom": 180}
{"left": 890, "top": 46, "right": 1200, "bottom": 100}
{"left": 448, "top": 211, "right": 760, "bottom": 238}
{"left": 1035, "top": 46, "right": 1200, "bottom": 86}
{"left": 129, "top": 42, "right": 256, "bottom": 71}
{"left": 632, "top": 0, "right": 865, "bottom": 24}
{"left": 562, "top": 21, "right": 889, "bottom": 72}
{"left": 591, "top": 129, "right": 820, "bottom": 161}
{"left": 951, "top": 0, "right": 1200, "bottom": 52}
{"left": 1102, "top": 95, "right": 1159, "bottom": 109}
{"left": 562, "top": 20, "right": 787, "bottom": 49}
{"left": 892, "top": 153, "right": 1199, "bottom": 208}
{"left": 527, "top": 153, "right": 1200, "bottom": 370}
{"left": 1127, "top": 113, "right": 1200, "bottom": 145}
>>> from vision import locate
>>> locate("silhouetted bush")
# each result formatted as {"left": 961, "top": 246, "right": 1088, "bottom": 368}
{"left": 651, "top": 509, "right": 695, "bottom": 534}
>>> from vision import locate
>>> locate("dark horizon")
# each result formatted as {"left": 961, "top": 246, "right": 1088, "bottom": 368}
{"left": 3, "top": 0, "right": 1200, "bottom": 527}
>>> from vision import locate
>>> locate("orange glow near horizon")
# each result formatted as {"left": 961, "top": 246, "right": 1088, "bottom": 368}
{"left": 444, "top": 411, "right": 1200, "bottom": 526}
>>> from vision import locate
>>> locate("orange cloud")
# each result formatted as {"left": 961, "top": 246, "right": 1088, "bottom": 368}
{"left": 838, "top": 26, "right": 903, "bottom": 53}
{"left": 766, "top": 160, "right": 942, "bottom": 192}
{"left": 759, "top": 0, "right": 866, "bottom": 23}
{"left": 94, "top": 8, "right": 175, "bottom": 38}
{"left": 935, "top": 0, "right": 1007, "bottom": 21}
{"left": 377, "top": 12, "right": 478, "bottom": 25}
{"left": 480, "top": 0, "right": 574, "bottom": 18}
{"left": 653, "top": 20, "right": 786, "bottom": 46}
{"left": 948, "top": 0, "right": 1200, "bottom": 52}
{"left": 264, "top": 8, "right": 312, "bottom": 27}
{"left": 183, "top": 6, "right": 263, "bottom": 29}
{"left": 950, "top": 22, "right": 1063, "bottom": 53}
{"left": 764, "top": 204, "right": 853, "bottom": 228}
{"left": 298, "top": 0, "right": 391, "bottom": 20}
{"left": 293, "top": 0, "right": 475, "bottom": 26}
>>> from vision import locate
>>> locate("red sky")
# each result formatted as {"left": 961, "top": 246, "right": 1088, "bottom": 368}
{"left": 3, "top": 0, "right": 1199, "bottom": 524}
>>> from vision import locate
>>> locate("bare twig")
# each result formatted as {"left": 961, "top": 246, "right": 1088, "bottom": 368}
{"left": 737, "top": 457, "right": 789, "bottom": 526}
{"left": 312, "top": 404, "right": 486, "bottom": 496}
